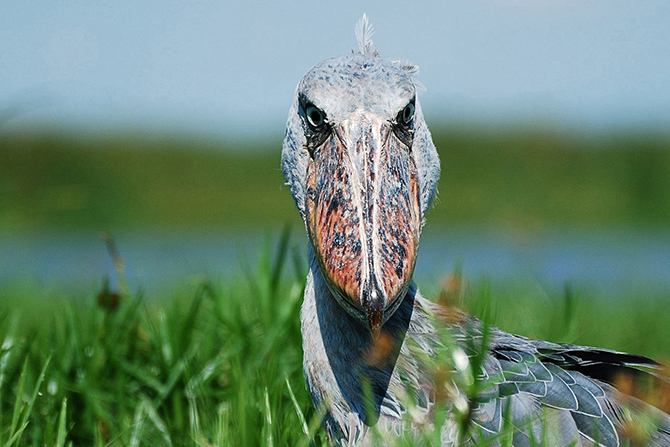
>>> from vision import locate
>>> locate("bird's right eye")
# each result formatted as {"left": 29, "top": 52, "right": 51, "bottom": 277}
{"left": 401, "top": 102, "right": 415, "bottom": 124}
{"left": 305, "top": 104, "right": 325, "bottom": 130}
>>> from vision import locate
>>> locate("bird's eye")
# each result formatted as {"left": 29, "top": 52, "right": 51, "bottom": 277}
{"left": 305, "top": 104, "right": 325, "bottom": 129}
{"left": 401, "top": 102, "right": 415, "bottom": 124}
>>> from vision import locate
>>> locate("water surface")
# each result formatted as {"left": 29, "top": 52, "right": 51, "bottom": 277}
{"left": 1, "top": 227, "right": 669, "bottom": 298}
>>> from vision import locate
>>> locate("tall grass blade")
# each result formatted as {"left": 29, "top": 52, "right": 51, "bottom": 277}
{"left": 263, "top": 387, "right": 274, "bottom": 447}
{"left": 178, "top": 284, "right": 206, "bottom": 353}
{"left": 187, "top": 388, "right": 201, "bottom": 444}
{"left": 55, "top": 398, "right": 68, "bottom": 447}
{"left": 285, "top": 375, "right": 309, "bottom": 438}
{"left": 291, "top": 243, "right": 306, "bottom": 284}
{"left": 129, "top": 401, "right": 145, "bottom": 447}
{"left": 7, "top": 355, "right": 50, "bottom": 446}
{"left": 142, "top": 398, "right": 173, "bottom": 447}
{"left": 8, "top": 359, "right": 28, "bottom": 440}
{"left": 3, "top": 422, "right": 29, "bottom": 447}
{"left": 270, "top": 224, "right": 292, "bottom": 296}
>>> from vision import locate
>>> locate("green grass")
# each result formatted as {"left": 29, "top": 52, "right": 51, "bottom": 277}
{"left": 0, "top": 234, "right": 321, "bottom": 446}
{"left": 2, "top": 127, "right": 670, "bottom": 232}
{"left": 0, "top": 234, "right": 669, "bottom": 446}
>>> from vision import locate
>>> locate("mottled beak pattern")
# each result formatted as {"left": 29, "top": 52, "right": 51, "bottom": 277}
{"left": 306, "top": 113, "right": 421, "bottom": 338}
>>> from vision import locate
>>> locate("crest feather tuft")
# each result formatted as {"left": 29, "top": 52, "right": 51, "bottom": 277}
{"left": 355, "top": 14, "right": 379, "bottom": 57}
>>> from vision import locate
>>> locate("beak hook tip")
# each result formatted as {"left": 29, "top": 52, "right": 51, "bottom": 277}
{"left": 365, "top": 299, "right": 384, "bottom": 340}
{"left": 369, "top": 322, "right": 382, "bottom": 340}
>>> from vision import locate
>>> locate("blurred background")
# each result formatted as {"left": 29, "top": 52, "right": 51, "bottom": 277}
{"left": 2, "top": 0, "right": 669, "bottom": 299}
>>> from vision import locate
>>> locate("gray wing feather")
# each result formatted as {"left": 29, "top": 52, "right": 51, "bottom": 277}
{"left": 541, "top": 367, "right": 579, "bottom": 411}
{"left": 499, "top": 359, "right": 535, "bottom": 383}
{"left": 511, "top": 430, "right": 534, "bottom": 447}
{"left": 527, "top": 361, "right": 552, "bottom": 382}
{"left": 517, "top": 380, "right": 547, "bottom": 398}
{"left": 567, "top": 370, "right": 606, "bottom": 398}
{"left": 572, "top": 411, "right": 619, "bottom": 447}
{"left": 498, "top": 381, "right": 520, "bottom": 397}
{"left": 570, "top": 384, "right": 603, "bottom": 418}
{"left": 472, "top": 398, "right": 503, "bottom": 434}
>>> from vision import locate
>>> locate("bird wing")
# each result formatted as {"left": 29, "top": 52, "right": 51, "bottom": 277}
{"left": 464, "top": 325, "right": 670, "bottom": 446}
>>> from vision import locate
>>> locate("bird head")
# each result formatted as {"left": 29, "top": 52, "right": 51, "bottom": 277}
{"left": 282, "top": 16, "right": 440, "bottom": 338}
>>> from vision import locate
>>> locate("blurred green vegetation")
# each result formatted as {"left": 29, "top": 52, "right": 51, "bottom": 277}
{"left": 432, "top": 127, "right": 670, "bottom": 229}
{"left": 1, "top": 127, "right": 670, "bottom": 232}
{"left": 0, "top": 131, "right": 297, "bottom": 231}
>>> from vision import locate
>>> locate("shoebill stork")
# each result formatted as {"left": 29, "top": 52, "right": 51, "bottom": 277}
{"left": 281, "top": 15, "right": 670, "bottom": 446}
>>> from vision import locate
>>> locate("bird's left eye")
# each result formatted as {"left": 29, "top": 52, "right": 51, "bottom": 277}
{"left": 401, "top": 102, "right": 415, "bottom": 124}
{"left": 305, "top": 104, "right": 325, "bottom": 130}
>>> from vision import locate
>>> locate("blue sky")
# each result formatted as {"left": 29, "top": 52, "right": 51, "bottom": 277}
{"left": 2, "top": 1, "right": 669, "bottom": 138}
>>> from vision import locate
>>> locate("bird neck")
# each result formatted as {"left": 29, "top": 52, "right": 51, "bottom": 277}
{"left": 301, "top": 246, "right": 417, "bottom": 434}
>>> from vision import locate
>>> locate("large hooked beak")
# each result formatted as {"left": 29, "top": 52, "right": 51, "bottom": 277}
{"left": 306, "top": 113, "right": 422, "bottom": 338}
